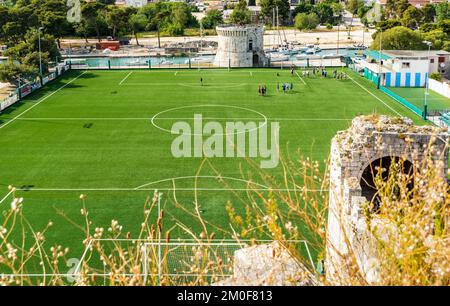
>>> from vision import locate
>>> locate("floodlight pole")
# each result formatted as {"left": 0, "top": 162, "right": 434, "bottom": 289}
{"left": 38, "top": 27, "right": 44, "bottom": 84}
{"left": 423, "top": 41, "right": 432, "bottom": 120}
{"left": 337, "top": 24, "right": 340, "bottom": 56}
{"left": 377, "top": 28, "right": 382, "bottom": 89}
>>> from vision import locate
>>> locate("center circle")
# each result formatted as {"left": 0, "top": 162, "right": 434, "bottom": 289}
{"left": 150, "top": 104, "right": 268, "bottom": 136}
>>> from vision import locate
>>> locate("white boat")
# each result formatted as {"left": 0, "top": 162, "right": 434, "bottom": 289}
{"left": 129, "top": 58, "right": 148, "bottom": 65}
{"left": 346, "top": 44, "right": 366, "bottom": 50}
{"left": 305, "top": 48, "right": 316, "bottom": 55}
{"left": 276, "top": 47, "right": 291, "bottom": 55}
{"left": 269, "top": 53, "right": 289, "bottom": 62}
{"left": 305, "top": 46, "right": 321, "bottom": 55}
{"left": 184, "top": 57, "right": 213, "bottom": 64}
{"left": 296, "top": 53, "right": 309, "bottom": 59}
{"left": 322, "top": 53, "right": 339, "bottom": 59}
{"left": 293, "top": 46, "right": 308, "bottom": 53}
{"left": 159, "top": 59, "right": 173, "bottom": 65}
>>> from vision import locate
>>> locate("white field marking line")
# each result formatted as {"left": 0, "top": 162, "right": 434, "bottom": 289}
{"left": 151, "top": 117, "right": 351, "bottom": 121}
{"left": 178, "top": 83, "right": 247, "bottom": 89}
{"left": 250, "top": 71, "right": 252, "bottom": 76}
{"left": 0, "top": 72, "right": 87, "bottom": 130}
{"left": 0, "top": 190, "right": 14, "bottom": 205}
{"left": 134, "top": 175, "right": 270, "bottom": 190}
{"left": 295, "top": 71, "right": 307, "bottom": 85}
{"left": 18, "top": 187, "right": 326, "bottom": 192}
{"left": 73, "top": 239, "right": 93, "bottom": 276}
{"left": 344, "top": 73, "right": 402, "bottom": 117}
{"left": 120, "top": 83, "right": 249, "bottom": 86}
{"left": 151, "top": 104, "right": 268, "bottom": 136}
{"left": 120, "top": 81, "right": 301, "bottom": 86}
{"left": 174, "top": 71, "right": 178, "bottom": 76}
{"left": 15, "top": 117, "right": 352, "bottom": 121}
{"left": 119, "top": 71, "right": 133, "bottom": 85}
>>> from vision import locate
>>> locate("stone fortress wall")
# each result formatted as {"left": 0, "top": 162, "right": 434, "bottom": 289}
{"left": 213, "top": 25, "right": 267, "bottom": 68}
{"left": 325, "top": 115, "right": 449, "bottom": 284}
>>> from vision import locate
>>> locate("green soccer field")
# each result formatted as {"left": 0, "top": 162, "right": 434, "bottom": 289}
{"left": 388, "top": 86, "right": 450, "bottom": 111}
{"left": 0, "top": 68, "right": 424, "bottom": 267}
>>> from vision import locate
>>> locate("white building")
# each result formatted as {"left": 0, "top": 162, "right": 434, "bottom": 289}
{"left": 359, "top": 50, "right": 450, "bottom": 87}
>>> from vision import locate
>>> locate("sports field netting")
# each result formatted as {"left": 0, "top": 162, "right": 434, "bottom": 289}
{"left": 388, "top": 86, "right": 450, "bottom": 112}
{"left": 0, "top": 68, "right": 424, "bottom": 275}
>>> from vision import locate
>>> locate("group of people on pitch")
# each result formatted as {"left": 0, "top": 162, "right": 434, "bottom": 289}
{"left": 310, "top": 67, "right": 347, "bottom": 80}
{"left": 258, "top": 85, "right": 268, "bottom": 96}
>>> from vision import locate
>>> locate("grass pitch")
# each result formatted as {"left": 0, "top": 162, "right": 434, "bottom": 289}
{"left": 389, "top": 86, "right": 450, "bottom": 111}
{"left": 0, "top": 68, "right": 424, "bottom": 268}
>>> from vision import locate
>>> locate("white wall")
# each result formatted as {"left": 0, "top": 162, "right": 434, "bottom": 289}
{"left": 392, "top": 59, "right": 429, "bottom": 75}
{"left": 429, "top": 78, "right": 450, "bottom": 99}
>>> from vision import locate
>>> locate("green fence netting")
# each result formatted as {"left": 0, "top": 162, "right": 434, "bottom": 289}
{"left": 380, "top": 86, "right": 424, "bottom": 118}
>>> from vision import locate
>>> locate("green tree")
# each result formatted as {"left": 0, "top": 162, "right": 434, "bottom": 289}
{"left": 81, "top": 1, "right": 105, "bottom": 42}
{"left": 332, "top": 2, "right": 345, "bottom": 21}
{"left": 346, "top": 0, "right": 363, "bottom": 16}
{"left": 294, "top": 12, "right": 319, "bottom": 31}
{"left": 401, "top": 6, "right": 423, "bottom": 29}
{"left": 313, "top": 2, "right": 335, "bottom": 25}
{"left": 438, "top": 20, "right": 450, "bottom": 36}
{"left": 105, "top": 6, "right": 136, "bottom": 38}
{"left": 374, "top": 19, "right": 402, "bottom": 33}
{"left": 435, "top": 2, "right": 450, "bottom": 22}
{"left": 74, "top": 18, "right": 92, "bottom": 44}
{"left": 97, "top": 0, "right": 115, "bottom": 4}
{"left": 384, "top": 0, "right": 411, "bottom": 19}
{"left": 371, "top": 26, "right": 426, "bottom": 50}
{"left": 0, "top": 60, "right": 37, "bottom": 86}
{"left": 230, "top": 0, "right": 251, "bottom": 25}
{"left": 129, "top": 13, "right": 147, "bottom": 46}
{"left": 429, "top": 72, "right": 442, "bottom": 81}
{"left": 0, "top": 6, "right": 9, "bottom": 41}
{"left": 5, "top": 30, "right": 60, "bottom": 73}
{"left": 1, "top": 5, "right": 38, "bottom": 44}
{"left": 420, "top": 4, "right": 436, "bottom": 23}
{"left": 422, "top": 29, "right": 448, "bottom": 51}
{"left": 33, "top": 0, "right": 71, "bottom": 48}
{"left": 260, "top": 0, "right": 290, "bottom": 25}
{"left": 294, "top": 1, "right": 313, "bottom": 16}
{"left": 201, "top": 9, "right": 223, "bottom": 30}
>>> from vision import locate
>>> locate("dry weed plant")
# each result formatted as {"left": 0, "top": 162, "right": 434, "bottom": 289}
{"left": 0, "top": 143, "right": 448, "bottom": 286}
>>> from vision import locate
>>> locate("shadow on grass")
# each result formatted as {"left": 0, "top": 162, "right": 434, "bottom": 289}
{"left": 0, "top": 72, "right": 98, "bottom": 119}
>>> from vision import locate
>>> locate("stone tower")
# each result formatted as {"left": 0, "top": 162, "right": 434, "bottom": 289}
{"left": 325, "top": 115, "right": 449, "bottom": 284}
{"left": 213, "top": 25, "right": 267, "bottom": 68}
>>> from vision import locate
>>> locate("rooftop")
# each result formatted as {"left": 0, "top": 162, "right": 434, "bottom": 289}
{"left": 365, "top": 50, "right": 450, "bottom": 61}
{"left": 383, "top": 50, "right": 450, "bottom": 58}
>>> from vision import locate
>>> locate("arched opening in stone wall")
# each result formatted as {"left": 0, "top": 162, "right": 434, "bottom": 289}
{"left": 252, "top": 54, "right": 259, "bottom": 66}
{"left": 360, "top": 156, "right": 414, "bottom": 211}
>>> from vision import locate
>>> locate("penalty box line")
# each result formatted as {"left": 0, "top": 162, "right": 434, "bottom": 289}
{"left": 17, "top": 187, "right": 327, "bottom": 192}
{"left": 295, "top": 71, "right": 307, "bottom": 85}
{"left": 118, "top": 71, "right": 133, "bottom": 85}
{"left": 14, "top": 117, "right": 353, "bottom": 122}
